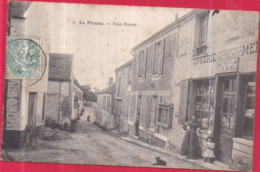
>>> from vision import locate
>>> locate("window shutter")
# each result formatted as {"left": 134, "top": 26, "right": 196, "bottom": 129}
{"left": 145, "top": 95, "right": 152, "bottom": 128}
{"left": 159, "top": 39, "right": 165, "bottom": 74}
{"left": 140, "top": 95, "right": 147, "bottom": 127}
{"left": 147, "top": 45, "right": 154, "bottom": 75}
{"left": 178, "top": 79, "right": 190, "bottom": 124}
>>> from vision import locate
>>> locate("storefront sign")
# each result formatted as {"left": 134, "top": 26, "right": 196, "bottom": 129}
{"left": 216, "top": 57, "right": 239, "bottom": 73}
{"left": 193, "top": 41, "right": 258, "bottom": 66}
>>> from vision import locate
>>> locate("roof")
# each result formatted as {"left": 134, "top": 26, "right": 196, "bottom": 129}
{"left": 115, "top": 60, "right": 133, "bottom": 72}
{"left": 132, "top": 9, "right": 209, "bottom": 52}
{"left": 49, "top": 53, "right": 73, "bottom": 81}
{"left": 10, "top": 1, "right": 31, "bottom": 19}
{"left": 97, "top": 83, "right": 116, "bottom": 94}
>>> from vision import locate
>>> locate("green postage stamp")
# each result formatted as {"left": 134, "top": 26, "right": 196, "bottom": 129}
{"left": 5, "top": 38, "right": 41, "bottom": 79}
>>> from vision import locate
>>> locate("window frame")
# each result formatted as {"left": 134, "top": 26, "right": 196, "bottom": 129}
{"left": 137, "top": 49, "right": 147, "bottom": 79}
{"left": 157, "top": 103, "right": 174, "bottom": 128}
{"left": 193, "top": 11, "right": 209, "bottom": 57}
{"left": 152, "top": 39, "right": 165, "bottom": 76}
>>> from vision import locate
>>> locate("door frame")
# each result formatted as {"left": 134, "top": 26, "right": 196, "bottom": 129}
{"left": 27, "top": 92, "right": 38, "bottom": 128}
{"left": 214, "top": 73, "right": 240, "bottom": 164}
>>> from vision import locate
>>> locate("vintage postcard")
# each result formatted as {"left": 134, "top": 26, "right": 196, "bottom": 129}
{"left": 1, "top": 1, "right": 259, "bottom": 171}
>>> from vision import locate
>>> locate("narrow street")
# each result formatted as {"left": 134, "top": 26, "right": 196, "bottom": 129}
{"left": 6, "top": 106, "right": 201, "bottom": 169}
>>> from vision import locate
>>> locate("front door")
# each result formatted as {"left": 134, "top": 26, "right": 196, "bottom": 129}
{"left": 27, "top": 92, "right": 38, "bottom": 128}
{"left": 215, "top": 75, "right": 237, "bottom": 164}
{"left": 116, "top": 100, "right": 121, "bottom": 131}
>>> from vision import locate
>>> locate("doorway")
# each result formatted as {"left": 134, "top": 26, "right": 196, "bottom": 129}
{"left": 215, "top": 75, "right": 237, "bottom": 164}
{"left": 27, "top": 92, "right": 38, "bottom": 128}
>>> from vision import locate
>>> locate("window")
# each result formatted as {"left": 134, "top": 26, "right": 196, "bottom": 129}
{"left": 243, "top": 75, "right": 255, "bottom": 139}
{"left": 194, "top": 12, "right": 209, "bottom": 56}
{"left": 157, "top": 103, "right": 173, "bottom": 128}
{"left": 152, "top": 40, "right": 164, "bottom": 75}
{"left": 138, "top": 50, "right": 146, "bottom": 78}
{"left": 194, "top": 78, "right": 215, "bottom": 131}
{"left": 164, "top": 34, "right": 176, "bottom": 59}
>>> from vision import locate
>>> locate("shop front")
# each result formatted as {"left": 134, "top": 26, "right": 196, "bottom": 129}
{"left": 184, "top": 43, "right": 257, "bottom": 168}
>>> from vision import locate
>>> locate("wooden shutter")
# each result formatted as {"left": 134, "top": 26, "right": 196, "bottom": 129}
{"left": 145, "top": 95, "right": 152, "bottom": 128}
{"left": 178, "top": 79, "right": 190, "bottom": 124}
{"left": 159, "top": 39, "right": 165, "bottom": 74}
{"left": 140, "top": 95, "right": 147, "bottom": 127}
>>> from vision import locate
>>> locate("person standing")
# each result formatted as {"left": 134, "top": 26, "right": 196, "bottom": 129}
{"left": 134, "top": 111, "right": 140, "bottom": 139}
{"left": 180, "top": 115, "right": 201, "bottom": 159}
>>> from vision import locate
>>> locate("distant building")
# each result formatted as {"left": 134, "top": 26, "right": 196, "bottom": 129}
{"left": 115, "top": 60, "right": 133, "bottom": 134}
{"left": 96, "top": 79, "right": 116, "bottom": 130}
{"left": 46, "top": 53, "right": 76, "bottom": 129}
{"left": 3, "top": 2, "right": 51, "bottom": 148}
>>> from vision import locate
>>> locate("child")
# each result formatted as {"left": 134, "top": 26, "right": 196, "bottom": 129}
{"left": 203, "top": 136, "right": 215, "bottom": 163}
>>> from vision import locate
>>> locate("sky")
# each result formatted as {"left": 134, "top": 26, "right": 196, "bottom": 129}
{"left": 33, "top": 2, "right": 191, "bottom": 90}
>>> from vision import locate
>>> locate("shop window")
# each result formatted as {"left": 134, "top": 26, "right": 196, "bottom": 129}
{"left": 152, "top": 40, "right": 164, "bottom": 75}
{"left": 193, "top": 12, "right": 209, "bottom": 56}
{"left": 157, "top": 103, "right": 173, "bottom": 128}
{"left": 138, "top": 50, "right": 146, "bottom": 78}
{"left": 243, "top": 75, "right": 256, "bottom": 139}
{"left": 194, "top": 78, "right": 215, "bottom": 131}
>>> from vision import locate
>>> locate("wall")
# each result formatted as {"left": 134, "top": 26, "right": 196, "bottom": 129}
{"left": 7, "top": 3, "right": 51, "bottom": 132}
{"left": 167, "top": 10, "right": 259, "bottom": 165}
{"left": 115, "top": 64, "right": 132, "bottom": 133}
{"left": 96, "top": 94, "right": 115, "bottom": 130}
{"left": 46, "top": 80, "right": 72, "bottom": 126}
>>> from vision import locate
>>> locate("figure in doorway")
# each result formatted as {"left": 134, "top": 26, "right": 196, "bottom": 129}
{"left": 134, "top": 111, "right": 140, "bottom": 139}
{"left": 180, "top": 115, "right": 201, "bottom": 159}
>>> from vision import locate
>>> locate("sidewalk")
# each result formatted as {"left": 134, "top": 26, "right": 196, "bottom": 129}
{"left": 121, "top": 136, "right": 232, "bottom": 171}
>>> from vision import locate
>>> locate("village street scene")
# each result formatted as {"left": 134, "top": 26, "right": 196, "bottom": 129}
{"left": 1, "top": 1, "right": 259, "bottom": 172}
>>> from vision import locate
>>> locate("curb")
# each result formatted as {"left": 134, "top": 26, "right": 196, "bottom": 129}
{"left": 120, "top": 136, "right": 231, "bottom": 171}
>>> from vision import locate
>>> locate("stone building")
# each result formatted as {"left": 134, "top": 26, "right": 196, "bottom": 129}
{"left": 46, "top": 53, "right": 76, "bottom": 129}
{"left": 3, "top": 2, "right": 50, "bottom": 148}
{"left": 96, "top": 79, "right": 116, "bottom": 130}
{"left": 115, "top": 60, "right": 133, "bottom": 134}
{"left": 130, "top": 9, "right": 258, "bottom": 170}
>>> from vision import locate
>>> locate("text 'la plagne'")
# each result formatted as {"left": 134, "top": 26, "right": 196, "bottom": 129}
{"left": 72, "top": 20, "right": 137, "bottom": 27}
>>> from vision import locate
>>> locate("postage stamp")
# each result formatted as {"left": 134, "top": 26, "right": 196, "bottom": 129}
{"left": 5, "top": 38, "right": 41, "bottom": 79}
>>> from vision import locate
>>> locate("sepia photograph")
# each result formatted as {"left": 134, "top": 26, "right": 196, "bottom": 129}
{"left": 1, "top": 1, "right": 259, "bottom": 171}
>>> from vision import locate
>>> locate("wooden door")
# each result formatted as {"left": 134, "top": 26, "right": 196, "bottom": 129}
{"left": 149, "top": 96, "right": 157, "bottom": 129}
{"left": 116, "top": 100, "right": 121, "bottom": 130}
{"left": 215, "top": 76, "right": 237, "bottom": 164}
{"left": 27, "top": 92, "right": 37, "bottom": 127}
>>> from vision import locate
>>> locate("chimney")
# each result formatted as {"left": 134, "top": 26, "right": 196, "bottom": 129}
{"left": 108, "top": 77, "right": 113, "bottom": 85}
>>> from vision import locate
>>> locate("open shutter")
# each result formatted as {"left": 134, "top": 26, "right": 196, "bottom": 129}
{"left": 140, "top": 95, "right": 147, "bottom": 127}
{"left": 145, "top": 95, "right": 152, "bottom": 128}
{"left": 178, "top": 79, "right": 190, "bottom": 124}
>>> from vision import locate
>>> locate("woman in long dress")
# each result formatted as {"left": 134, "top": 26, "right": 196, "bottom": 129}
{"left": 180, "top": 115, "right": 201, "bottom": 159}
